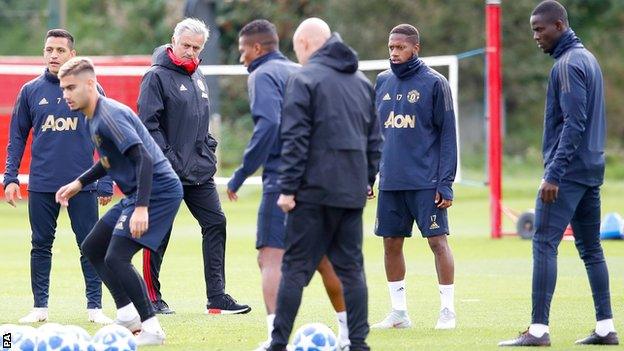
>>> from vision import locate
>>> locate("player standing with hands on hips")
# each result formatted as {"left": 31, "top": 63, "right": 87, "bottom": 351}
{"left": 372, "top": 24, "right": 458, "bottom": 330}
{"left": 499, "top": 1, "right": 617, "bottom": 346}
{"left": 56, "top": 57, "right": 184, "bottom": 346}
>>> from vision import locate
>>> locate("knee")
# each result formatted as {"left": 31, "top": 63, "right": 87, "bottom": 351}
{"left": 104, "top": 250, "right": 125, "bottom": 271}
{"left": 576, "top": 241, "right": 605, "bottom": 264}
{"left": 383, "top": 238, "right": 403, "bottom": 256}
{"left": 428, "top": 236, "right": 449, "bottom": 255}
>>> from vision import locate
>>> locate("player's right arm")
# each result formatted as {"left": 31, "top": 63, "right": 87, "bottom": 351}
{"left": 4, "top": 86, "right": 33, "bottom": 207}
{"left": 137, "top": 70, "right": 169, "bottom": 153}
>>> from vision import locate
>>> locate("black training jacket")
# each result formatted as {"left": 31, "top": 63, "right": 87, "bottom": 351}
{"left": 279, "top": 33, "right": 382, "bottom": 209}
{"left": 138, "top": 45, "right": 218, "bottom": 185}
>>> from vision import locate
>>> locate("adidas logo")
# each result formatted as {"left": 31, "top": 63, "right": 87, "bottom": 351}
{"left": 38, "top": 97, "right": 49, "bottom": 105}
{"left": 179, "top": 84, "right": 187, "bottom": 91}
{"left": 383, "top": 93, "right": 391, "bottom": 101}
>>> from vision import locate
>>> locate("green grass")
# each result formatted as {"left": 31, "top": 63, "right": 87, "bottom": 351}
{"left": 1, "top": 177, "right": 624, "bottom": 350}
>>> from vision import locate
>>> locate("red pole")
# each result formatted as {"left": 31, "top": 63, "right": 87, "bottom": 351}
{"left": 486, "top": 0, "right": 502, "bottom": 239}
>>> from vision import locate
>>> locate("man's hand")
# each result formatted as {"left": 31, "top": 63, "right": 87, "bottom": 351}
{"left": 539, "top": 180, "right": 559, "bottom": 204}
{"left": 435, "top": 192, "right": 453, "bottom": 209}
{"left": 226, "top": 188, "right": 238, "bottom": 202}
{"left": 55, "top": 180, "right": 83, "bottom": 207}
{"left": 277, "top": 194, "right": 296, "bottom": 213}
{"left": 4, "top": 182, "right": 22, "bottom": 207}
{"left": 130, "top": 206, "right": 149, "bottom": 238}
{"left": 367, "top": 185, "right": 376, "bottom": 200}
{"left": 98, "top": 196, "right": 112, "bottom": 206}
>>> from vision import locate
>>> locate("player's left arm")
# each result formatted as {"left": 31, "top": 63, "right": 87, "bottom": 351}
{"left": 88, "top": 84, "right": 114, "bottom": 204}
{"left": 433, "top": 77, "right": 458, "bottom": 208}
{"left": 366, "top": 83, "right": 383, "bottom": 199}
{"left": 544, "top": 63, "right": 588, "bottom": 186}
{"left": 227, "top": 74, "right": 281, "bottom": 199}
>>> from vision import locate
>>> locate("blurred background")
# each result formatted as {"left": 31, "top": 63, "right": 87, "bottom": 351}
{"left": 1, "top": 0, "right": 623, "bottom": 178}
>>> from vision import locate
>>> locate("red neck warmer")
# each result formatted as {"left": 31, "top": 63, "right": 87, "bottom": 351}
{"left": 167, "top": 47, "right": 199, "bottom": 74}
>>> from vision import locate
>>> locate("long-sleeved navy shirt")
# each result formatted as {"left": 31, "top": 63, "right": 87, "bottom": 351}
{"left": 374, "top": 56, "right": 457, "bottom": 199}
{"left": 542, "top": 29, "right": 605, "bottom": 187}
{"left": 4, "top": 69, "right": 112, "bottom": 195}
{"left": 228, "top": 51, "right": 299, "bottom": 193}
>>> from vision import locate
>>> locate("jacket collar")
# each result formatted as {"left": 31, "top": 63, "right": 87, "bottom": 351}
{"left": 390, "top": 55, "right": 424, "bottom": 80}
{"left": 44, "top": 68, "right": 59, "bottom": 83}
{"left": 551, "top": 29, "right": 583, "bottom": 59}
{"left": 248, "top": 51, "right": 287, "bottom": 73}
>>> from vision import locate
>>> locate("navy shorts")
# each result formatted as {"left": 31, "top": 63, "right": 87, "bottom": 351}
{"left": 101, "top": 194, "right": 182, "bottom": 252}
{"left": 375, "top": 189, "right": 449, "bottom": 238}
{"left": 256, "top": 192, "right": 286, "bottom": 249}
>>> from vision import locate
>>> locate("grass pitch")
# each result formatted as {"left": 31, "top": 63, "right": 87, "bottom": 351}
{"left": 1, "top": 177, "right": 623, "bottom": 350}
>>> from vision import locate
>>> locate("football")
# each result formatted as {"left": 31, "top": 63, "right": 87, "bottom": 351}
{"left": 91, "top": 324, "right": 137, "bottom": 351}
{"left": 292, "top": 323, "right": 338, "bottom": 351}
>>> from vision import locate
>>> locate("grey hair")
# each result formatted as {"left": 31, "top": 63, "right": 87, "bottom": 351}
{"left": 173, "top": 18, "right": 209, "bottom": 45}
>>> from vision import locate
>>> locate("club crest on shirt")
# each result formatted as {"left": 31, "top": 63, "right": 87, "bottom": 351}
{"left": 100, "top": 156, "right": 110, "bottom": 169}
{"left": 407, "top": 90, "right": 420, "bottom": 104}
{"left": 430, "top": 215, "right": 440, "bottom": 230}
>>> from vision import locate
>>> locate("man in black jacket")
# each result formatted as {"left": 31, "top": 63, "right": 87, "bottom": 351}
{"left": 137, "top": 17, "right": 250, "bottom": 315}
{"left": 269, "top": 18, "right": 382, "bottom": 351}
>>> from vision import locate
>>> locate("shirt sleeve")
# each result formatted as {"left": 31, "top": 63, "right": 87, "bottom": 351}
{"left": 97, "top": 108, "right": 142, "bottom": 155}
{"left": 279, "top": 75, "right": 312, "bottom": 195}
{"left": 432, "top": 77, "right": 457, "bottom": 200}
{"left": 137, "top": 70, "right": 168, "bottom": 152}
{"left": 367, "top": 84, "right": 382, "bottom": 187}
{"left": 228, "top": 73, "right": 281, "bottom": 192}
{"left": 3, "top": 86, "right": 32, "bottom": 187}
{"left": 544, "top": 62, "right": 588, "bottom": 186}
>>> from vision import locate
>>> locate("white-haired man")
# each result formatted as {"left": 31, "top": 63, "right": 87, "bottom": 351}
{"left": 137, "top": 17, "right": 250, "bottom": 315}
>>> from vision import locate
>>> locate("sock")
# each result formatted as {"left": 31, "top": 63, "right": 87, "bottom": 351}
{"left": 439, "top": 284, "right": 455, "bottom": 313}
{"left": 595, "top": 319, "right": 615, "bottom": 337}
{"left": 528, "top": 324, "right": 549, "bottom": 338}
{"left": 142, "top": 316, "right": 163, "bottom": 334}
{"left": 117, "top": 303, "right": 139, "bottom": 321}
{"left": 388, "top": 280, "right": 407, "bottom": 311}
{"left": 266, "top": 314, "right": 275, "bottom": 342}
{"left": 336, "top": 311, "right": 349, "bottom": 342}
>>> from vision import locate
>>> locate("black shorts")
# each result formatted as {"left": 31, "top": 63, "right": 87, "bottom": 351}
{"left": 375, "top": 189, "right": 449, "bottom": 238}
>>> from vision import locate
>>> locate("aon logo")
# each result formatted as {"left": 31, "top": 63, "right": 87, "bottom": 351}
{"left": 41, "top": 115, "right": 78, "bottom": 132}
{"left": 384, "top": 111, "right": 415, "bottom": 128}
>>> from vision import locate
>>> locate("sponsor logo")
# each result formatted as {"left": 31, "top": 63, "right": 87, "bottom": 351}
{"left": 115, "top": 215, "right": 127, "bottom": 230}
{"left": 407, "top": 90, "right": 420, "bottom": 103}
{"left": 38, "top": 97, "right": 49, "bottom": 105}
{"left": 179, "top": 84, "right": 187, "bottom": 91}
{"left": 384, "top": 111, "right": 416, "bottom": 129}
{"left": 382, "top": 93, "right": 391, "bottom": 101}
{"left": 429, "top": 215, "right": 440, "bottom": 230}
{"left": 41, "top": 115, "right": 78, "bottom": 132}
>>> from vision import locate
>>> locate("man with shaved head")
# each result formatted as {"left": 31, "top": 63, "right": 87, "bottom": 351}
{"left": 229, "top": 19, "right": 352, "bottom": 350}
{"left": 500, "top": 0, "right": 617, "bottom": 346}
{"left": 270, "top": 17, "right": 382, "bottom": 351}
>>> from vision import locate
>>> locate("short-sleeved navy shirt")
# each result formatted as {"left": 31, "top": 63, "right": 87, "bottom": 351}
{"left": 87, "top": 96, "right": 179, "bottom": 197}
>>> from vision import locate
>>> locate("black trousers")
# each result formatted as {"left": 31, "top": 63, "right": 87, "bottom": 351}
{"left": 142, "top": 181, "right": 227, "bottom": 303}
{"left": 81, "top": 221, "right": 155, "bottom": 321}
{"left": 270, "top": 202, "right": 370, "bottom": 351}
